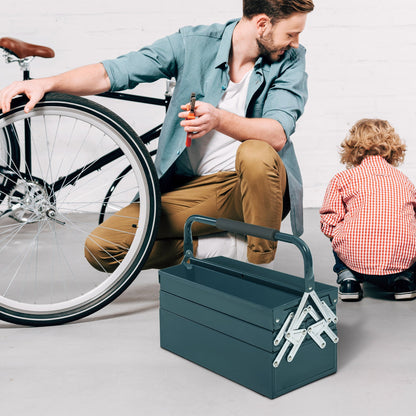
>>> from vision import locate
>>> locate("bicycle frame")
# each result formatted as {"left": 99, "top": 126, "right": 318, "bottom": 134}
{"left": 98, "top": 90, "right": 172, "bottom": 154}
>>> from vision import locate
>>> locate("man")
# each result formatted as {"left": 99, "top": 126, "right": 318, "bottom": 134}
{"left": 0, "top": 0, "right": 314, "bottom": 271}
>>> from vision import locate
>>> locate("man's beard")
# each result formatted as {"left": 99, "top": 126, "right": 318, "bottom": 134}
{"left": 256, "top": 39, "right": 288, "bottom": 63}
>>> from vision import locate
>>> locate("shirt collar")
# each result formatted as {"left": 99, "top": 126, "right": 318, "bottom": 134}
{"left": 361, "top": 155, "right": 389, "bottom": 167}
{"left": 213, "top": 19, "right": 283, "bottom": 73}
{"left": 214, "top": 19, "right": 239, "bottom": 69}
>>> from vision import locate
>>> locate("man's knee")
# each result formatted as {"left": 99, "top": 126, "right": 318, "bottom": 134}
{"left": 84, "top": 203, "right": 140, "bottom": 272}
{"left": 84, "top": 230, "right": 122, "bottom": 273}
{"left": 84, "top": 233, "right": 104, "bottom": 271}
{"left": 236, "top": 140, "right": 284, "bottom": 177}
{"left": 84, "top": 220, "right": 133, "bottom": 273}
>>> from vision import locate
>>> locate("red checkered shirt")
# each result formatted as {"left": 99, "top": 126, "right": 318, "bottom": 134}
{"left": 320, "top": 155, "right": 416, "bottom": 275}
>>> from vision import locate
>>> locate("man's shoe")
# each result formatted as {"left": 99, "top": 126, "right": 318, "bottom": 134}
{"left": 393, "top": 276, "right": 416, "bottom": 300}
{"left": 339, "top": 279, "right": 363, "bottom": 301}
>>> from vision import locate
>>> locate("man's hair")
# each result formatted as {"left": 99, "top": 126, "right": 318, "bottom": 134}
{"left": 340, "top": 119, "right": 406, "bottom": 168}
{"left": 243, "top": 0, "right": 314, "bottom": 21}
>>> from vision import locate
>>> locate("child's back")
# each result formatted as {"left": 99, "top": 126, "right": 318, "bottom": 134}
{"left": 320, "top": 119, "right": 416, "bottom": 301}
{"left": 321, "top": 155, "right": 416, "bottom": 276}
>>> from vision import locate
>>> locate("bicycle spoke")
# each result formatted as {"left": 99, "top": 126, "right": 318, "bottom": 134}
{"left": 52, "top": 116, "right": 79, "bottom": 185}
{"left": 3, "top": 219, "right": 47, "bottom": 297}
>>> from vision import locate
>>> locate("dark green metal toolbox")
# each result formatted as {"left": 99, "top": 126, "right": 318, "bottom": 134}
{"left": 159, "top": 216, "right": 338, "bottom": 399}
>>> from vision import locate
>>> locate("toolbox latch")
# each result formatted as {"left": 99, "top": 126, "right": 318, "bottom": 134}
{"left": 273, "top": 291, "right": 338, "bottom": 368}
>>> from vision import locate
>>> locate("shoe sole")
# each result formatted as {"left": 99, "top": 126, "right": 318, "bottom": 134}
{"left": 394, "top": 291, "right": 416, "bottom": 300}
{"left": 339, "top": 291, "right": 363, "bottom": 301}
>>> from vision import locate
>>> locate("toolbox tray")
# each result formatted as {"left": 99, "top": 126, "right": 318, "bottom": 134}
{"left": 159, "top": 216, "right": 338, "bottom": 399}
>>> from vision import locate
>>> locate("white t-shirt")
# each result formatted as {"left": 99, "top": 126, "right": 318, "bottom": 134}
{"left": 187, "top": 69, "right": 253, "bottom": 176}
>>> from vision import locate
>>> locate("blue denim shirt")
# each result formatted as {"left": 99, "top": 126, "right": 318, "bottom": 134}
{"left": 102, "top": 19, "right": 308, "bottom": 236}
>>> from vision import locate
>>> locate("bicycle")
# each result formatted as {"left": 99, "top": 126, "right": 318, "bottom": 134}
{"left": 0, "top": 37, "right": 172, "bottom": 326}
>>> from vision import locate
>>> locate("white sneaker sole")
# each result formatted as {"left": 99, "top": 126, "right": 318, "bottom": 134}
{"left": 394, "top": 291, "right": 416, "bottom": 300}
{"left": 339, "top": 291, "right": 362, "bottom": 301}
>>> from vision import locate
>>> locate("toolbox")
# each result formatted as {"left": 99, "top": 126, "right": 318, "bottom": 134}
{"left": 159, "top": 216, "right": 338, "bottom": 399}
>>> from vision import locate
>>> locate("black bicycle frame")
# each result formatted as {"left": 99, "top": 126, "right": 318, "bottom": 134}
{"left": 98, "top": 90, "right": 171, "bottom": 151}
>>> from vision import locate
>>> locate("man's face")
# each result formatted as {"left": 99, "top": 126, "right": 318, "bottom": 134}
{"left": 257, "top": 13, "right": 307, "bottom": 62}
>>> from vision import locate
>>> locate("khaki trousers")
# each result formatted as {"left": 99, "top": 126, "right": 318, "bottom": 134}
{"left": 85, "top": 140, "right": 288, "bottom": 271}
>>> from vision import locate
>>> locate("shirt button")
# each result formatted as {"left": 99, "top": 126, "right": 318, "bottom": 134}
{"left": 222, "top": 85, "right": 227, "bottom": 90}
{"left": 177, "top": 150, "right": 181, "bottom": 155}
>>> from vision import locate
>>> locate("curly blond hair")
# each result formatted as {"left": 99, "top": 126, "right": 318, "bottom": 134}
{"left": 339, "top": 118, "right": 406, "bottom": 168}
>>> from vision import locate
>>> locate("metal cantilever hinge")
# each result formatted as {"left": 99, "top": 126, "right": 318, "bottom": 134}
{"left": 273, "top": 291, "right": 339, "bottom": 368}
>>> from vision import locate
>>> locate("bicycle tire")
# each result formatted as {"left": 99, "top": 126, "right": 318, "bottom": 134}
{"left": 0, "top": 124, "right": 21, "bottom": 204}
{"left": 0, "top": 124, "right": 20, "bottom": 166}
{"left": 0, "top": 92, "right": 160, "bottom": 326}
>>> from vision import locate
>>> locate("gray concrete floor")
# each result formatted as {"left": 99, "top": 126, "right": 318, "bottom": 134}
{"left": 1, "top": 209, "right": 415, "bottom": 415}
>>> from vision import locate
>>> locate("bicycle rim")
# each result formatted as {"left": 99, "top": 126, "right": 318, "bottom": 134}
{"left": 0, "top": 93, "right": 160, "bottom": 325}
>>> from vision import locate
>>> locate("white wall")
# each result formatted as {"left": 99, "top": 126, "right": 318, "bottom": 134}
{"left": 2, "top": 0, "right": 416, "bottom": 207}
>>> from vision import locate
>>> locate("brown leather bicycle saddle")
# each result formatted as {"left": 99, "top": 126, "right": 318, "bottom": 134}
{"left": 0, "top": 37, "right": 55, "bottom": 59}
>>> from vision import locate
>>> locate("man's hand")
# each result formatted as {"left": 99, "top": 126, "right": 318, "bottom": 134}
{"left": 0, "top": 64, "right": 111, "bottom": 115}
{"left": 179, "top": 101, "right": 220, "bottom": 140}
{"left": 0, "top": 79, "right": 47, "bottom": 114}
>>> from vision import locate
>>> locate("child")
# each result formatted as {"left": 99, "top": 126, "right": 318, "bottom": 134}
{"left": 320, "top": 118, "right": 416, "bottom": 301}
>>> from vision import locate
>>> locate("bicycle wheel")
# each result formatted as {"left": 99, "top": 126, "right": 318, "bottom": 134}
{"left": 0, "top": 92, "right": 160, "bottom": 326}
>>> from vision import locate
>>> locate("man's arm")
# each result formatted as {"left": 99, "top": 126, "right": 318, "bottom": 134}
{"left": 179, "top": 101, "right": 287, "bottom": 151}
{"left": 216, "top": 109, "right": 287, "bottom": 151}
{"left": 0, "top": 63, "right": 110, "bottom": 113}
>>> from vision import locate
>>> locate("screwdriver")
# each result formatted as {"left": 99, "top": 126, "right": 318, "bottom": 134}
{"left": 185, "top": 92, "right": 196, "bottom": 147}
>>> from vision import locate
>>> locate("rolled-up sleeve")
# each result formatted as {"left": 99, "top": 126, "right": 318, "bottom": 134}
{"left": 320, "top": 176, "right": 346, "bottom": 238}
{"left": 263, "top": 46, "right": 308, "bottom": 139}
{"left": 101, "top": 32, "right": 184, "bottom": 91}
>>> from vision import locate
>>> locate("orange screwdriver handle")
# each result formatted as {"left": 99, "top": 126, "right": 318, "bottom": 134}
{"left": 185, "top": 113, "right": 195, "bottom": 147}
{"left": 185, "top": 92, "right": 196, "bottom": 147}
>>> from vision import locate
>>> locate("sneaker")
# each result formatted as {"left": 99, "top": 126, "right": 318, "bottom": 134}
{"left": 339, "top": 279, "right": 363, "bottom": 301}
{"left": 393, "top": 276, "right": 416, "bottom": 300}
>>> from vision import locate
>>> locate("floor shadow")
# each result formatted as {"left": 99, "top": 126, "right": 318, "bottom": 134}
{"left": 75, "top": 281, "right": 161, "bottom": 324}
{"left": 77, "top": 301, "right": 160, "bottom": 324}
{"left": 336, "top": 315, "right": 366, "bottom": 370}
{"left": 362, "top": 282, "right": 395, "bottom": 301}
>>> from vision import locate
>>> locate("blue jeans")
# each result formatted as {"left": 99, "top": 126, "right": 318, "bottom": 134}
{"left": 332, "top": 251, "right": 415, "bottom": 290}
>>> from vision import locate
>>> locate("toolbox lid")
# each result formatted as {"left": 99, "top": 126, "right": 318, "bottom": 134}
{"left": 159, "top": 256, "right": 337, "bottom": 332}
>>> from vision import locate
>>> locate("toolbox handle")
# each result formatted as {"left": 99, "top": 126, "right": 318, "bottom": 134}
{"left": 183, "top": 215, "right": 315, "bottom": 292}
